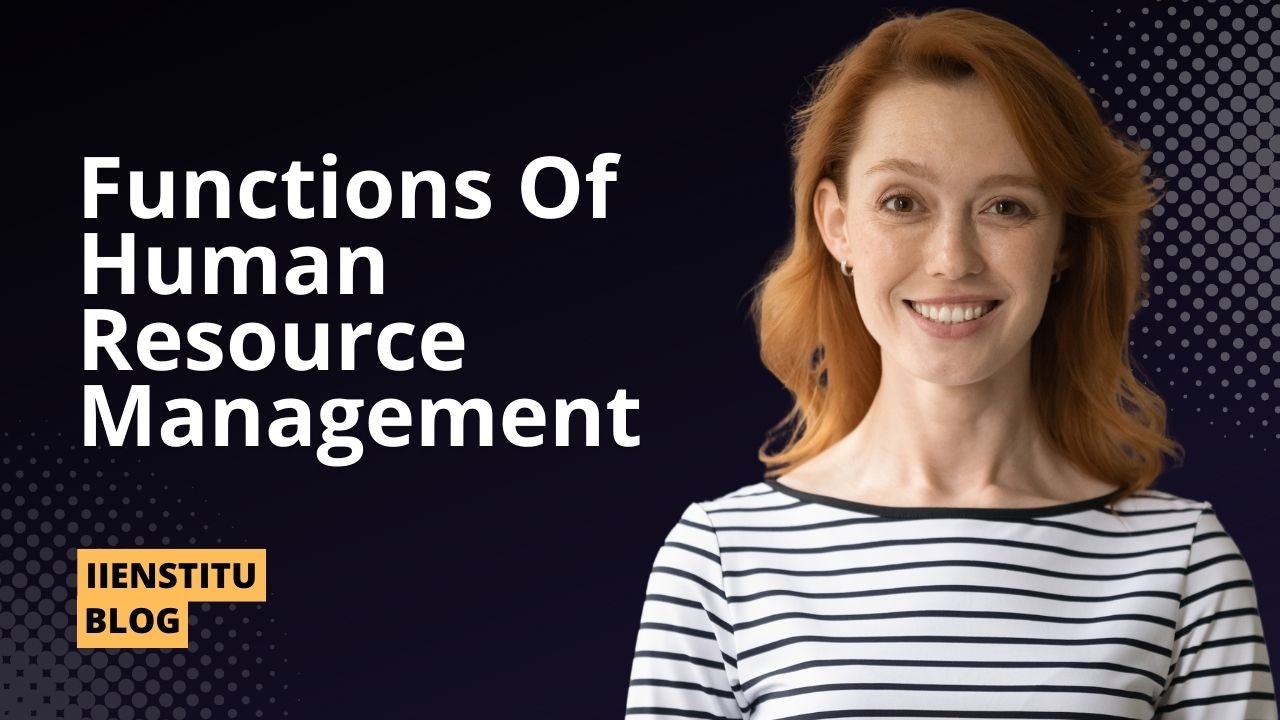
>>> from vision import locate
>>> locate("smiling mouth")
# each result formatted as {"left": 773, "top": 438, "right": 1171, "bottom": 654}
{"left": 903, "top": 299, "right": 1002, "bottom": 324}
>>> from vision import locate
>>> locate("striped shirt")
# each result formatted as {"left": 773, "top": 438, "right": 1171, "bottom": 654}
{"left": 625, "top": 479, "right": 1277, "bottom": 719}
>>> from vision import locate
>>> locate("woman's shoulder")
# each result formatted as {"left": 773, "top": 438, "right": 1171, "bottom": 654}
{"left": 688, "top": 479, "right": 782, "bottom": 514}
{"left": 1115, "top": 486, "right": 1213, "bottom": 512}
{"left": 709, "top": 479, "right": 779, "bottom": 502}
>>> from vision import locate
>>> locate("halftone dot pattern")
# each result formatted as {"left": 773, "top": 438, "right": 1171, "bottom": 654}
{"left": 0, "top": 427, "right": 291, "bottom": 719}
{"left": 1081, "top": 0, "right": 1277, "bottom": 442}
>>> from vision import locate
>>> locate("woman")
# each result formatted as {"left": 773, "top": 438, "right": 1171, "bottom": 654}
{"left": 625, "top": 8, "right": 1276, "bottom": 719}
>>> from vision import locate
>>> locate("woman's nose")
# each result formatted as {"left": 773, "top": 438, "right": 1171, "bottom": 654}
{"left": 923, "top": 215, "right": 985, "bottom": 280}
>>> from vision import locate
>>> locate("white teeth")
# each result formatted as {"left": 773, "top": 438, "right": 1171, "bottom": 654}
{"left": 910, "top": 301, "right": 996, "bottom": 324}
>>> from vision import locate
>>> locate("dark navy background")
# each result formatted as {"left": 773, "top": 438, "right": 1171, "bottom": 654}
{"left": 5, "top": 3, "right": 1275, "bottom": 717}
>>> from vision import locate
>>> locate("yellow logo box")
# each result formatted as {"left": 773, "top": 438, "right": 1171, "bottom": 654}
{"left": 77, "top": 548, "right": 267, "bottom": 649}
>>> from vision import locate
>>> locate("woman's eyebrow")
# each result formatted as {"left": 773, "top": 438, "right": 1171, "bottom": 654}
{"left": 864, "top": 157, "right": 1044, "bottom": 192}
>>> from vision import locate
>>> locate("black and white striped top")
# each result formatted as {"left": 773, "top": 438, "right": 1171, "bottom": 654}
{"left": 625, "top": 479, "right": 1277, "bottom": 719}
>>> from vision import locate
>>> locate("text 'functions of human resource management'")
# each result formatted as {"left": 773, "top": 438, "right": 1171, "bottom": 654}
{"left": 81, "top": 154, "right": 640, "bottom": 467}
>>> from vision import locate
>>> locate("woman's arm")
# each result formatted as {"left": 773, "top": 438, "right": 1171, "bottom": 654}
{"left": 1156, "top": 503, "right": 1278, "bottom": 718}
{"left": 624, "top": 502, "right": 745, "bottom": 719}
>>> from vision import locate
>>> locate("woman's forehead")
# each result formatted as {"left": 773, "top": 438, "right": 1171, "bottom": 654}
{"left": 848, "top": 81, "right": 1041, "bottom": 187}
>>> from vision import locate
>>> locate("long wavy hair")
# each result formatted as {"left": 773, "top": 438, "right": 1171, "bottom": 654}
{"left": 748, "top": 8, "right": 1183, "bottom": 504}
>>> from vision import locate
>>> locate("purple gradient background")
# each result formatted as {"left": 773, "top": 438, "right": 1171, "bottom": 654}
{"left": 3, "top": 3, "right": 1275, "bottom": 717}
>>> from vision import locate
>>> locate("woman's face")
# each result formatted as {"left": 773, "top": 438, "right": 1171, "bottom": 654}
{"left": 814, "top": 78, "right": 1068, "bottom": 387}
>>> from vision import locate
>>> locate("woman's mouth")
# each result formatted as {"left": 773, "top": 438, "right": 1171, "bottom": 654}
{"left": 902, "top": 299, "right": 1003, "bottom": 339}
{"left": 904, "top": 299, "right": 1001, "bottom": 325}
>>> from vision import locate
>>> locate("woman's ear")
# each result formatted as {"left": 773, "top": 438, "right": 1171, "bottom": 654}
{"left": 813, "top": 177, "right": 849, "bottom": 262}
{"left": 1052, "top": 240, "right": 1071, "bottom": 275}
{"left": 1053, "top": 215, "right": 1074, "bottom": 274}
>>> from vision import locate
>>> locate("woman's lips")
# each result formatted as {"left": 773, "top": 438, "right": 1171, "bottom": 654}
{"left": 902, "top": 299, "right": 1003, "bottom": 339}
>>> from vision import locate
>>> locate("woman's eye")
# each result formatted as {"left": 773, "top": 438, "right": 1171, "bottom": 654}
{"left": 989, "top": 199, "right": 1028, "bottom": 217}
{"left": 881, "top": 194, "right": 917, "bottom": 214}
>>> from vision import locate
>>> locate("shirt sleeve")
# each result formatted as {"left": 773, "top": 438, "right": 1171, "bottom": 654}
{"left": 1156, "top": 502, "right": 1278, "bottom": 718}
{"left": 625, "top": 501, "right": 745, "bottom": 719}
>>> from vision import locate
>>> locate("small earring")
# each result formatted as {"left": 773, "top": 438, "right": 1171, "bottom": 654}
{"left": 840, "top": 258, "right": 855, "bottom": 278}
{"left": 1052, "top": 270, "right": 1063, "bottom": 284}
